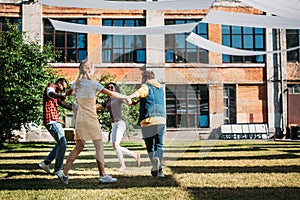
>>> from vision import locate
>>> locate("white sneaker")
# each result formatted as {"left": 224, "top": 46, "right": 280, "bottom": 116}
{"left": 158, "top": 170, "right": 165, "bottom": 178}
{"left": 54, "top": 170, "right": 69, "bottom": 184}
{"left": 39, "top": 161, "right": 50, "bottom": 173}
{"left": 99, "top": 175, "right": 117, "bottom": 183}
{"left": 151, "top": 157, "right": 160, "bottom": 177}
{"left": 118, "top": 165, "right": 126, "bottom": 172}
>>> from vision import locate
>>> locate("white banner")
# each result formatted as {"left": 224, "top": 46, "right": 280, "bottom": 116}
{"left": 49, "top": 19, "right": 198, "bottom": 35}
{"left": 39, "top": 0, "right": 215, "bottom": 10}
{"left": 241, "top": 0, "right": 300, "bottom": 19}
{"left": 186, "top": 32, "right": 300, "bottom": 56}
{"left": 202, "top": 10, "right": 300, "bottom": 29}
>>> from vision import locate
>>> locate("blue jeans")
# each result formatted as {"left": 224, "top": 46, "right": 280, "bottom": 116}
{"left": 142, "top": 124, "right": 165, "bottom": 170}
{"left": 44, "top": 122, "right": 67, "bottom": 172}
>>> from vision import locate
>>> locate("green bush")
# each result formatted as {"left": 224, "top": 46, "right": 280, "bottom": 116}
{"left": 0, "top": 21, "right": 58, "bottom": 147}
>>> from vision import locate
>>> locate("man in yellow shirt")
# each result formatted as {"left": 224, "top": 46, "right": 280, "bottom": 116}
{"left": 128, "top": 70, "right": 166, "bottom": 177}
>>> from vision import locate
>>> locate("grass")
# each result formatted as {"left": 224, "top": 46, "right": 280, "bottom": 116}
{"left": 0, "top": 139, "right": 300, "bottom": 200}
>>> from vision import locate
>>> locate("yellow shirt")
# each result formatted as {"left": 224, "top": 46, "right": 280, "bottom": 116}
{"left": 132, "top": 80, "right": 166, "bottom": 127}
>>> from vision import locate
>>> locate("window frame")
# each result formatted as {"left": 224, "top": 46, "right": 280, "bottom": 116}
{"left": 165, "top": 19, "right": 209, "bottom": 63}
{"left": 222, "top": 25, "right": 266, "bottom": 63}
{"left": 166, "top": 84, "right": 209, "bottom": 128}
{"left": 286, "top": 29, "right": 300, "bottom": 62}
{"left": 102, "top": 19, "right": 146, "bottom": 63}
{"left": 43, "top": 18, "right": 87, "bottom": 63}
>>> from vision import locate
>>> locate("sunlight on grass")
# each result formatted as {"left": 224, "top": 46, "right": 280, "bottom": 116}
{"left": 0, "top": 140, "right": 299, "bottom": 200}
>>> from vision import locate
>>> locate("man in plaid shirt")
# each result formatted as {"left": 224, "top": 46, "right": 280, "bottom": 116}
{"left": 39, "top": 78, "right": 73, "bottom": 184}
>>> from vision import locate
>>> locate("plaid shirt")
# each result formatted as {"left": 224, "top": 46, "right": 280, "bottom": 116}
{"left": 42, "top": 84, "right": 61, "bottom": 124}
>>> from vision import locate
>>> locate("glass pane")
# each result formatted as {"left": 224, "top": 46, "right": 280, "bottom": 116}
{"left": 199, "top": 50, "right": 208, "bottom": 63}
{"left": 176, "top": 35, "right": 186, "bottom": 48}
{"left": 255, "top": 28, "right": 264, "bottom": 34}
{"left": 176, "top": 86, "right": 186, "bottom": 98}
{"left": 44, "top": 34, "right": 53, "bottom": 45}
{"left": 113, "top": 20, "right": 123, "bottom": 26}
{"left": 102, "top": 49, "right": 111, "bottom": 62}
{"left": 125, "top": 35, "right": 134, "bottom": 48}
{"left": 222, "top": 35, "right": 230, "bottom": 46}
{"left": 188, "top": 114, "right": 197, "bottom": 127}
{"left": 113, "top": 49, "right": 123, "bottom": 62}
{"left": 244, "top": 35, "right": 253, "bottom": 48}
{"left": 244, "top": 27, "right": 253, "bottom": 34}
{"left": 187, "top": 49, "right": 197, "bottom": 63}
{"left": 78, "top": 50, "right": 87, "bottom": 62}
{"left": 222, "top": 54, "right": 230, "bottom": 63}
{"left": 136, "top": 36, "right": 145, "bottom": 48}
{"left": 176, "top": 49, "right": 186, "bottom": 62}
{"left": 103, "top": 20, "right": 112, "bottom": 26}
{"left": 232, "top": 26, "right": 242, "bottom": 34}
{"left": 167, "top": 115, "right": 176, "bottom": 128}
{"left": 113, "top": 36, "right": 123, "bottom": 48}
{"left": 222, "top": 25, "right": 230, "bottom": 34}
{"left": 67, "top": 49, "right": 76, "bottom": 62}
{"left": 78, "top": 34, "right": 86, "bottom": 48}
{"left": 256, "top": 55, "right": 264, "bottom": 63}
{"left": 232, "top": 35, "right": 242, "bottom": 48}
{"left": 67, "top": 33, "right": 76, "bottom": 48}
{"left": 102, "top": 35, "right": 112, "bottom": 48}
{"left": 165, "top": 50, "right": 174, "bottom": 62}
{"left": 255, "top": 35, "right": 264, "bottom": 48}
{"left": 124, "top": 19, "right": 134, "bottom": 26}
{"left": 165, "top": 35, "right": 175, "bottom": 48}
{"left": 55, "top": 34, "right": 65, "bottom": 47}
{"left": 136, "top": 49, "right": 145, "bottom": 63}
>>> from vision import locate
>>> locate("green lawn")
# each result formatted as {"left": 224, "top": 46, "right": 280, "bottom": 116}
{"left": 0, "top": 140, "right": 300, "bottom": 200}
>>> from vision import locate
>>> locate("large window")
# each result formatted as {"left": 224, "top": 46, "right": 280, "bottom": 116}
{"left": 165, "top": 20, "right": 208, "bottom": 63}
{"left": 166, "top": 85, "right": 209, "bottom": 128}
{"left": 287, "top": 29, "right": 300, "bottom": 62}
{"left": 102, "top": 19, "right": 146, "bottom": 63}
{"left": 222, "top": 25, "right": 265, "bottom": 63}
{"left": 223, "top": 85, "right": 236, "bottom": 124}
{"left": 0, "top": 18, "right": 22, "bottom": 31}
{"left": 43, "top": 19, "right": 87, "bottom": 63}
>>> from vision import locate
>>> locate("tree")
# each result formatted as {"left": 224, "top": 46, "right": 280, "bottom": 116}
{"left": 0, "top": 22, "right": 58, "bottom": 147}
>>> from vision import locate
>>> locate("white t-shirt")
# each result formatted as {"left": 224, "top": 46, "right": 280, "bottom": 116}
{"left": 71, "top": 79, "right": 104, "bottom": 98}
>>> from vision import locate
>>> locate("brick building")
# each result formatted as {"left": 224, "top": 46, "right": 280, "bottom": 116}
{"left": 1, "top": 0, "right": 300, "bottom": 139}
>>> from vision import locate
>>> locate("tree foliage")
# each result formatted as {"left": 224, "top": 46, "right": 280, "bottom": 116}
{"left": 0, "top": 22, "right": 58, "bottom": 147}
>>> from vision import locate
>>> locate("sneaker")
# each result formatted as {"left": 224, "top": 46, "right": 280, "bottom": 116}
{"left": 54, "top": 170, "right": 69, "bottom": 184}
{"left": 99, "top": 175, "right": 117, "bottom": 183}
{"left": 118, "top": 165, "right": 126, "bottom": 172}
{"left": 136, "top": 152, "right": 141, "bottom": 167}
{"left": 39, "top": 161, "right": 50, "bottom": 173}
{"left": 158, "top": 170, "right": 165, "bottom": 178}
{"left": 151, "top": 157, "right": 160, "bottom": 177}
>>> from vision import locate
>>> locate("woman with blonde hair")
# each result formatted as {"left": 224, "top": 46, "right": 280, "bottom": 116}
{"left": 62, "top": 60, "right": 129, "bottom": 184}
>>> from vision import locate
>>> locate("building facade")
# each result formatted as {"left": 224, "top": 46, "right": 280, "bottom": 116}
{"left": 1, "top": 0, "right": 300, "bottom": 139}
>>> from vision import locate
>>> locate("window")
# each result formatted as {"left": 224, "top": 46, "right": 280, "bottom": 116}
{"left": 166, "top": 85, "right": 209, "bottom": 128}
{"left": 43, "top": 19, "right": 87, "bottom": 63}
{"left": 102, "top": 19, "right": 146, "bottom": 63}
{"left": 222, "top": 25, "right": 265, "bottom": 63}
{"left": 288, "top": 84, "right": 300, "bottom": 94}
{"left": 287, "top": 29, "right": 300, "bottom": 62}
{"left": 165, "top": 20, "right": 208, "bottom": 63}
{"left": 223, "top": 85, "right": 236, "bottom": 124}
{"left": 0, "top": 18, "right": 22, "bottom": 31}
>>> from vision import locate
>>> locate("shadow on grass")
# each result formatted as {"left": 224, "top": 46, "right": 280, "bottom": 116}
{"left": 169, "top": 165, "right": 300, "bottom": 173}
{"left": 0, "top": 174, "right": 179, "bottom": 190}
{"left": 186, "top": 186, "right": 300, "bottom": 200}
{"left": 170, "top": 153, "right": 300, "bottom": 161}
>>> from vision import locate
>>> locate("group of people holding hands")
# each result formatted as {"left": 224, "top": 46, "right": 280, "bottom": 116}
{"left": 39, "top": 60, "right": 166, "bottom": 184}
